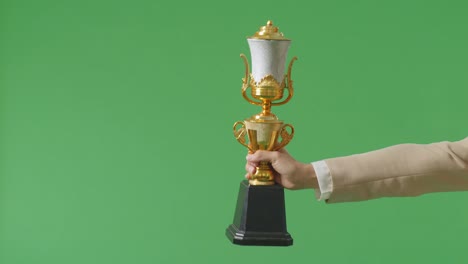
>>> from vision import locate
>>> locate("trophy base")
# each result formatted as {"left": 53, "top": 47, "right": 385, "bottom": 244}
{"left": 248, "top": 179, "right": 275, "bottom": 186}
{"left": 226, "top": 180, "right": 293, "bottom": 246}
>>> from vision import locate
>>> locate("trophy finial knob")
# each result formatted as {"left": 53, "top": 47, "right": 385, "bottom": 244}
{"left": 250, "top": 20, "right": 289, "bottom": 40}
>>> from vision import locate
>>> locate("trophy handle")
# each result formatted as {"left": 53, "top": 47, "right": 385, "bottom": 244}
{"left": 275, "top": 124, "right": 294, "bottom": 150}
{"left": 233, "top": 121, "right": 253, "bottom": 152}
{"left": 272, "top": 56, "right": 297, "bottom": 106}
{"left": 240, "top": 54, "right": 263, "bottom": 107}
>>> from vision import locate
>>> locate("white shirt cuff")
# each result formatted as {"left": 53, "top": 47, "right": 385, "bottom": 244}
{"left": 311, "top": 160, "right": 333, "bottom": 201}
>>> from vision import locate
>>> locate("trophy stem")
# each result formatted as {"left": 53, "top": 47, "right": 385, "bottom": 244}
{"left": 261, "top": 100, "right": 272, "bottom": 116}
{"left": 249, "top": 161, "right": 275, "bottom": 185}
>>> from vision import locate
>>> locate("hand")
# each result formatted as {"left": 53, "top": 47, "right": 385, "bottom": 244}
{"left": 245, "top": 149, "right": 318, "bottom": 190}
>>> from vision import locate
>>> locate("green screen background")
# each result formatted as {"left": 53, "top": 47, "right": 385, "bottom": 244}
{"left": 1, "top": 0, "right": 468, "bottom": 263}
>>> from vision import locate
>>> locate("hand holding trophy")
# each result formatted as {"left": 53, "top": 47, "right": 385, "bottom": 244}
{"left": 226, "top": 21, "right": 298, "bottom": 246}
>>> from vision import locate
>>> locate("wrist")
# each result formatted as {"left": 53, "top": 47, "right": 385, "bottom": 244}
{"left": 298, "top": 162, "right": 318, "bottom": 189}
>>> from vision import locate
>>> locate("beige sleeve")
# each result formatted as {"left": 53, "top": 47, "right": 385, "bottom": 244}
{"left": 324, "top": 137, "right": 468, "bottom": 203}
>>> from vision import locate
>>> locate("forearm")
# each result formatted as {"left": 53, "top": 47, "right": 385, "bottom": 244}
{"left": 324, "top": 137, "right": 468, "bottom": 203}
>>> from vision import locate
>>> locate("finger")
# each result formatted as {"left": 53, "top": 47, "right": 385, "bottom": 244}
{"left": 245, "top": 173, "right": 250, "bottom": 180}
{"left": 245, "top": 163, "right": 256, "bottom": 174}
{"left": 249, "top": 161, "right": 258, "bottom": 167}
{"left": 278, "top": 148, "right": 289, "bottom": 154}
{"left": 274, "top": 174, "right": 283, "bottom": 186}
{"left": 247, "top": 150, "right": 280, "bottom": 163}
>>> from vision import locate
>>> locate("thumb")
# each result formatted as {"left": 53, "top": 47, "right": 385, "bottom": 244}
{"left": 246, "top": 150, "right": 279, "bottom": 163}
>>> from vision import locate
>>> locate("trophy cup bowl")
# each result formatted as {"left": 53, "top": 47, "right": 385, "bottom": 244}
{"left": 226, "top": 20, "right": 297, "bottom": 246}
{"left": 233, "top": 119, "right": 294, "bottom": 185}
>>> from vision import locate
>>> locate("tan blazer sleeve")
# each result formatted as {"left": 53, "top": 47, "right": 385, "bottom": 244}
{"left": 325, "top": 137, "right": 468, "bottom": 203}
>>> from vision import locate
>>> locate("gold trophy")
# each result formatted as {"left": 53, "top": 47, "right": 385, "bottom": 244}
{"left": 226, "top": 21, "right": 297, "bottom": 246}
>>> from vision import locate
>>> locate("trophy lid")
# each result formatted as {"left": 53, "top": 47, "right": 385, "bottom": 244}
{"left": 249, "top": 20, "right": 290, "bottom": 41}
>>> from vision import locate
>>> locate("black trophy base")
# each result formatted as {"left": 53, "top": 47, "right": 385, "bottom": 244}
{"left": 226, "top": 180, "right": 293, "bottom": 246}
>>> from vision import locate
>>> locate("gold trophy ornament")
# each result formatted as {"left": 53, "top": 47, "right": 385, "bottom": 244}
{"left": 226, "top": 21, "right": 297, "bottom": 246}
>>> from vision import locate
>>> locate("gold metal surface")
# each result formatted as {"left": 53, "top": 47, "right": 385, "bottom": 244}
{"left": 251, "top": 75, "right": 284, "bottom": 100}
{"left": 240, "top": 55, "right": 297, "bottom": 118}
{"left": 276, "top": 124, "right": 294, "bottom": 150}
{"left": 250, "top": 20, "right": 288, "bottom": 40}
{"left": 234, "top": 21, "right": 298, "bottom": 185}
{"left": 233, "top": 119, "right": 295, "bottom": 185}
{"left": 233, "top": 121, "right": 252, "bottom": 153}
{"left": 249, "top": 161, "right": 275, "bottom": 185}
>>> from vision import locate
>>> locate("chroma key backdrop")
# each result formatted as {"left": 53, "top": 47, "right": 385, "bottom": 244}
{"left": 1, "top": 0, "right": 468, "bottom": 263}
